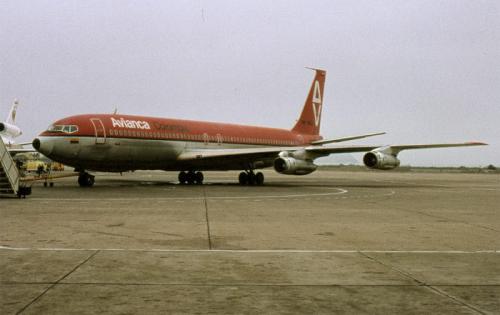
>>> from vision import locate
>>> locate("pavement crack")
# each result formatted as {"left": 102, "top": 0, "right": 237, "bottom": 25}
{"left": 358, "top": 251, "right": 488, "bottom": 315}
{"left": 202, "top": 186, "right": 213, "bottom": 250}
{"left": 15, "top": 250, "right": 100, "bottom": 314}
{"left": 409, "top": 210, "right": 499, "bottom": 233}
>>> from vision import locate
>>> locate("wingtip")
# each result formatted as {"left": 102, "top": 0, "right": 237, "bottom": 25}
{"left": 467, "top": 141, "right": 488, "bottom": 146}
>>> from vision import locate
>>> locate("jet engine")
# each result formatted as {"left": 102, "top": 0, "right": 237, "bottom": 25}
{"left": 0, "top": 122, "right": 22, "bottom": 137}
{"left": 363, "top": 151, "right": 400, "bottom": 170}
{"left": 274, "top": 157, "right": 317, "bottom": 175}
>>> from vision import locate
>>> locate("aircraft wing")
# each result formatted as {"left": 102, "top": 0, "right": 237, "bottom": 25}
{"left": 177, "top": 147, "right": 293, "bottom": 161}
{"left": 387, "top": 142, "right": 487, "bottom": 154}
{"left": 304, "top": 141, "right": 487, "bottom": 157}
{"left": 177, "top": 142, "right": 487, "bottom": 164}
{"left": 176, "top": 147, "right": 296, "bottom": 170}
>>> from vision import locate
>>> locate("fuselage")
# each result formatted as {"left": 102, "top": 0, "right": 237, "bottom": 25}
{"left": 34, "top": 114, "right": 322, "bottom": 172}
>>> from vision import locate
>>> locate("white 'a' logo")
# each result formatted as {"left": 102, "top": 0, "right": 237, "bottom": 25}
{"left": 312, "top": 80, "right": 322, "bottom": 127}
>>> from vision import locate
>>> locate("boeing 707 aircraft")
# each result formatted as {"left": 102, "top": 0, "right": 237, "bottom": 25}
{"left": 32, "top": 69, "right": 486, "bottom": 187}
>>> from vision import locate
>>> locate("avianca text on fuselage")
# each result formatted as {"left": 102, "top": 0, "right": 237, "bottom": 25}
{"left": 111, "top": 117, "right": 151, "bottom": 130}
{"left": 32, "top": 68, "right": 486, "bottom": 187}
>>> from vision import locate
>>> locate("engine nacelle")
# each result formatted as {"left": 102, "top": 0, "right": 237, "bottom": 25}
{"left": 0, "top": 122, "right": 22, "bottom": 137}
{"left": 274, "top": 157, "right": 317, "bottom": 175}
{"left": 363, "top": 151, "right": 400, "bottom": 170}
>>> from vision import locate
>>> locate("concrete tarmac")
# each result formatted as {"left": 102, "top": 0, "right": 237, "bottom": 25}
{"left": 1, "top": 170, "right": 499, "bottom": 314}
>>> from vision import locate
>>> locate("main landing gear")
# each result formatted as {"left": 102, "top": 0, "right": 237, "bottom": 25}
{"left": 178, "top": 171, "right": 204, "bottom": 185}
{"left": 78, "top": 172, "right": 95, "bottom": 187}
{"left": 177, "top": 170, "right": 264, "bottom": 185}
{"left": 238, "top": 171, "right": 264, "bottom": 186}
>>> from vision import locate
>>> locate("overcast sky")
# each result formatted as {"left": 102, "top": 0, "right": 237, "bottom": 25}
{"left": 1, "top": 0, "right": 498, "bottom": 166}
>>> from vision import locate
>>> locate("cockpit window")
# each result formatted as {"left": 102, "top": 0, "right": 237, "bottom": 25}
{"left": 47, "top": 125, "right": 79, "bottom": 134}
{"left": 47, "top": 125, "right": 63, "bottom": 132}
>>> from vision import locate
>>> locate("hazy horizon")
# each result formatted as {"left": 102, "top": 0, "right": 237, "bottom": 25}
{"left": 1, "top": 1, "right": 498, "bottom": 167}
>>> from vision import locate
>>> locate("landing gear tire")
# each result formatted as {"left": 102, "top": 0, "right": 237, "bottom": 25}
{"left": 239, "top": 171, "right": 264, "bottom": 186}
{"left": 179, "top": 171, "right": 204, "bottom": 185}
{"left": 178, "top": 171, "right": 188, "bottom": 184}
{"left": 255, "top": 172, "right": 264, "bottom": 185}
{"left": 78, "top": 172, "right": 95, "bottom": 187}
{"left": 238, "top": 172, "right": 248, "bottom": 185}
{"left": 248, "top": 173, "right": 256, "bottom": 185}
{"left": 186, "top": 171, "right": 195, "bottom": 185}
{"left": 194, "top": 172, "right": 204, "bottom": 185}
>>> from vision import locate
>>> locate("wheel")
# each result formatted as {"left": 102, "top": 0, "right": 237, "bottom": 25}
{"left": 195, "top": 172, "right": 204, "bottom": 185}
{"left": 78, "top": 174, "right": 87, "bottom": 187}
{"left": 43, "top": 182, "right": 47, "bottom": 187}
{"left": 247, "top": 172, "right": 256, "bottom": 185}
{"left": 88, "top": 176, "right": 95, "bottom": 187}
{"left": 178, "top": 171, "right": 187, "bottom": 184}
{"left": 255, "top": 172, "right": 264, "bottom": 185}
{"left": 78, "top": 172, "right": 95, "bottom": 187}
{"left": 238, "top": 172, "right": 248, "bottom": 185}
{"left": 49, "top": 182, "right": 54, "bottom": 187}
{"left": 78, "top": 174, "right": 85, "bottom": 187}
{"left": 187, "top": 171, "right": 195, "bottom": 185}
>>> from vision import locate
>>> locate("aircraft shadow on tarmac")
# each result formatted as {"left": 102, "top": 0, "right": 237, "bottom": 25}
{"left": 86, "top": 177, "right": 439, "bottom": 190}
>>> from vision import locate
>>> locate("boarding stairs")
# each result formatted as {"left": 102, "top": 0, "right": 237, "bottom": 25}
{"left": 0, "top": 136, "right": 20, "bottom": 197}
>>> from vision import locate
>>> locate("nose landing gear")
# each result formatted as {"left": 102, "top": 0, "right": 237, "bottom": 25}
{"left": 238, "top": 171, "right": 264, "bottom": 185}
{"left": 78, "top": 172, "right": 95, "bottom": 187}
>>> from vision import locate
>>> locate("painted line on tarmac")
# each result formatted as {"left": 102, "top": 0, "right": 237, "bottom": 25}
{"left": 1, "top": 246, "right": 498, "bottom": 254}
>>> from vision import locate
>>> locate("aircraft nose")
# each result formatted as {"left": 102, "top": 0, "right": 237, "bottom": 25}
{"left": 32, "top": 138, "right": 40, "bottom": 150}
{"left": 33, "top": 137, "right": 54, "bottom": 155}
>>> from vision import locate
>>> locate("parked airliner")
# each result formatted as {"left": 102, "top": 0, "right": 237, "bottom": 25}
{"left": 32, "top": 69, "right": 486, "bottom": 187}
{"left": 1, "top": 100, "right": 22, "bottom": 146}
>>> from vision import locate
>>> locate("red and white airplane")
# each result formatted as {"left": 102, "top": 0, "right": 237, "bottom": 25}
{"left": 32, "top": 69, "right": 486, "bottom": 187}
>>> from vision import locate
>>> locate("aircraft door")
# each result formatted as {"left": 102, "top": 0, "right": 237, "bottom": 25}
{"left": 90, "top": 118, "right": 106, "bottom": 144}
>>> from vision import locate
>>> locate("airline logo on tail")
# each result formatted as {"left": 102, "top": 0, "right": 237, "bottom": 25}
{"left": 312, "top": 80, "right": 322, "bottom": 127}
{"left": 291, "top": 69, "right": 326, "bottom": 135}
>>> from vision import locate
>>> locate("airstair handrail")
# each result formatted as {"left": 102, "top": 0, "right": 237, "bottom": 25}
{"left": 0, "top": 137, "right": 19, "bottom": 194}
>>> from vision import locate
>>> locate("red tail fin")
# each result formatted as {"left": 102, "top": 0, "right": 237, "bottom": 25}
{"left": 292, "top": 69, "right": 326, "bottom": 135}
